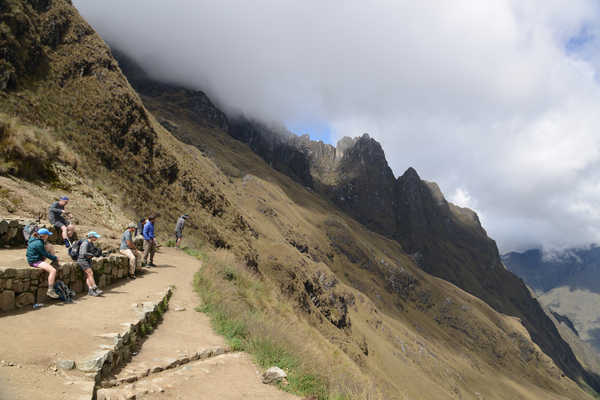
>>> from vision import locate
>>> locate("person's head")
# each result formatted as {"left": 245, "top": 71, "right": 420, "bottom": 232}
{"left": 139, "top": 218, "right": 146, "bottom": 223}
{"left": 127, "top": 222, "right": 136, "bottom": 232}
{"left": 37, "top": 228, "right": 53, "bottom": 241}
{"left": 58, "top": 196, "right": 69, "bottom": 207}
{"left": 182, "top": 214, "right": 189, "bottom": 219}
{"left": 148, "top": 215, "right": 156, "bottom": 222}
{"left": 87, "top": 231, "right": 101, "bottom": 242}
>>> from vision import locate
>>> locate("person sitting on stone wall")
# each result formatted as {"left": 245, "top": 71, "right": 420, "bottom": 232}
{"left": 78, "top": 231, "right": 103, "bottom": 297}
{"left": 174, "top": 214, "right": 189, "bottom": 249}
{"left": 120, "top": 222, "right": 141, "bottom": 279}
{"left": 48, "top": 196, "right": 75, "bottom": 248}
{"left": 142, "top": 215, "right": 157, "bottom": 267}
{"left": 26, "top": 228, "right": 60, "bottom": 299}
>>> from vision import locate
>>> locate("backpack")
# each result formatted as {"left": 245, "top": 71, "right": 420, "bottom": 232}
{"left": 68, "top": 239, "right": 84, "bottom": 260}
{"left": 53, "top": 281, "right": 75, "bottom": 303}
{"left": 23, "top": 223, "right": 39, "bottom": 243}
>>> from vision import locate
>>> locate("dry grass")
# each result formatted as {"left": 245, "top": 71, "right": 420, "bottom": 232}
{"left": 189, "top": 247, "right": 381, "bottom": 400}
{"left": 0, "top": 114, "right": 78, "bottom": 181}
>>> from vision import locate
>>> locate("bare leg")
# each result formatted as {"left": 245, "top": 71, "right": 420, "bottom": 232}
{"left": 60, "top": 225, "right": 68, "bottom": 240}
{"left": 84, "top": 268, "right": 96, "bottom": 289}
{"left": 38, "top": 262, "right": 57, "bottom": 287}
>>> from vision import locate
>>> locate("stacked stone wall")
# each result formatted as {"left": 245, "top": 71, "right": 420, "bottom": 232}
{"left": 0, "top": 217, "right": 75, "bottom": 247}
{"left": 0, "top": 254, "right": 131, "bottom": 312}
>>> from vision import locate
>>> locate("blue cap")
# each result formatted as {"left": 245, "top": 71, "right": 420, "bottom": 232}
{"left": 60, "top": 196, "right": 69, "bottom": 201}
{"left": 87, "top": 231, "right": 101, "bottom": 238}
{"left": 37, "top": 228, "right": 53, "bottom": 236}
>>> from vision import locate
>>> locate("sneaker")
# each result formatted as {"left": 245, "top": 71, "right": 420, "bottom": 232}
{"left": 88, "top": 288, "right": 99, "bottom": 297}
{"left": 46, "top": 288, "right": 59, "bottom": 299}
{"left": 93, "top": 287, "right": 103, "bottom": 295}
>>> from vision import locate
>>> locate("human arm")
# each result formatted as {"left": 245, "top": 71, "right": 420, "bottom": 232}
{"left": 39, "top": 242, "right": 58, "bottom": 261}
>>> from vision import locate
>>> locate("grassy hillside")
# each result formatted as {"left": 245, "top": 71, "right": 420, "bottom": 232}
{"left": 0, "top": 1, "right": 597, "bottom": 398}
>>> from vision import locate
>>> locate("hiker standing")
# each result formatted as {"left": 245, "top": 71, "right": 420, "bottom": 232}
{"left": 26, "top": 228, "right": 60, "bottom": 299}
{"left": 78, "top": 232, "right": 103, "bottom": 297}
{"left": 120, "top": 222, "right": 141, "bottom": 279}
{"left": 48, "top": 196, "right": 75, "bottom": 247}
{"left": 142, "top": 215, "right": 157, "bottom": 267}
{"left": 174, "top": 214, "right": 189, "bottom": 248}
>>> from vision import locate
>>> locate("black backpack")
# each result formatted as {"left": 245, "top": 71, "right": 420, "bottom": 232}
{"left": 23, "top": 223, "right": 39, "bottom": 243}
{"left": 68, "top": 239, "right": 84, "bottom": 260}
{"left": 53, "top": 281, "right": 75, "bottom": 303}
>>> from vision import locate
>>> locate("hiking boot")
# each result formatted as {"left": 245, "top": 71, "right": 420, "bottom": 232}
{"left": 64, "top": 239, "right": 71, "bottom": 248}
{"left": 46, "top": 288, "right": 59, "bottom": 299}
{"left": 141, "top": 262, "right": 147, "bottom": 267}
{"left": 128, "top": 274, "right": 136, "bottom": 280}
{"left": 88, "top": 288, "right": 99, "bottom": 297}
{"left": 148, "top": 262, "right": 157, "bottom": 267}
{"left": 93, "top": 287, "right": 103, "bottom": 295}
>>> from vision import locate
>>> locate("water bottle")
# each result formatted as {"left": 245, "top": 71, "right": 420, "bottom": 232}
{"left": 33, "top": 303, "right": 44, "bottom": 309}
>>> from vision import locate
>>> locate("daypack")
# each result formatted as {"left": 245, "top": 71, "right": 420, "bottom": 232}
{"left": 22, "top": 223, "right": 39, "bottom": 244}
{"left": 53, "top": 280, "right": 75, "bottom": 303}
{"left": 68, "top": 239, "right": 84, "bottom": 260}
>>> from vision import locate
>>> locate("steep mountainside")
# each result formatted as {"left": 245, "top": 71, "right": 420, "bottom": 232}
{"left": 198, "top": 92, "right": 600, "bottom": 391}
{"left": 0, "top": 1, "right": 599, "bottom": 398}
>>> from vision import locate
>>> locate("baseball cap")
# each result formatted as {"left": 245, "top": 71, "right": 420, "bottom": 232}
{"left": 87, "top": 231, "right": 101, "bottom": 238}
{"left": 60, "top": 196, "right": 69, "bottom": 201}
{"left": 37, "top": 228, "right": 53, "bottom": 236}
{"left": 127, "top": 222, "right": 136, "bottom": 229}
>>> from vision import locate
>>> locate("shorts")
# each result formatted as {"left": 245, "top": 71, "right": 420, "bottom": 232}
{"left": 78, "top": 260, "right": 91, "bottom": 271}
{"left": 29, "top": 261, "right": 43, "bottom": 268}
{"left": 175, "top": 232, "right": 182, "bottom": 239}
{"left": 54, "top": 219, "right": 68, "bottom": 229}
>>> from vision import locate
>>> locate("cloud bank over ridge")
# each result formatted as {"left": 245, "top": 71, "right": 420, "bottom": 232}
{"left": 74, "top": 0, "right": 600, "bottom": 252}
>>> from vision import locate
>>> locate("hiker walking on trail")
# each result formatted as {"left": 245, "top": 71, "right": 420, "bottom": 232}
{"left": 77, "top": 232, "right": 103, "bottom": 297}
{"left": 120, "top": 222, "right": 141, "bottom": 279}
{"left": 48, "top": 196, "right": 75, "bottom": 248}
{"left": 174, "top": 214, "right": 189, "bottom": 249}
{"left": 26, "top": 228, "right": 60, "bottom": 299}
{"left": 142, "top": 215, "right": 157, "bottom": 267}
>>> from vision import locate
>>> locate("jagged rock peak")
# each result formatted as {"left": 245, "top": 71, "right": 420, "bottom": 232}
{"left": 400, "top": 167, "right": 421, "bottom": 181}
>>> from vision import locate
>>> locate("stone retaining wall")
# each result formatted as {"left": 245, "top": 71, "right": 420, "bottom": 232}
{"left": 0, "top": 217, "right": 73, "bottom": 248}
{"left": 0, "top": 254, "right": 133, "bottom": 312}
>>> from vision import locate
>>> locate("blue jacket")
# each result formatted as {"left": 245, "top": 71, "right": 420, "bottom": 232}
{"left": 26, "top": 237, "right": 58, "bottom": 264}
{"left": 143, "top": 221, "right": 155, "bottom": 240}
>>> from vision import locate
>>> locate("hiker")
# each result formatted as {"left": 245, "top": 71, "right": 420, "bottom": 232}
{"left": 120, "top": 222, "right": 141, "bottom": 279}
{"left": 174, "top": 214, "right": 189, "bottom": 248}
{"left": 78, "top": 231, "right": 103, "bottom": 297}
{"left": 26, "top": 228, "right": 60, "bottom": 299}
{"left": 142, "top": 215, "right": 157, "bottom": 267}
{"left": 134, "top": 218, "right": 143, "bottom": 237}
{"left": 48, "top": 196, "right": 75, "bottom": 248}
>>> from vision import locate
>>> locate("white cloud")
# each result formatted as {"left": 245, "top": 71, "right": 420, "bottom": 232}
{"left": 74, "top": 0, "right": 600, "bottom": 252}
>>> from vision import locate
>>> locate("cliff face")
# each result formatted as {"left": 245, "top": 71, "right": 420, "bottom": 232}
{"left": 216, "top": 105, "right": 600, "bottom": 391}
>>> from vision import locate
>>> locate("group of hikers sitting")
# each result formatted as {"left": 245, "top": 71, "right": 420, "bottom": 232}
{"left": 24, "top": 195, "right": 190, "bottom": 301}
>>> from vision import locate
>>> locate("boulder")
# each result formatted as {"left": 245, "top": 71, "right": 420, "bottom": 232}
{"left": 0, "top": 290, "right": 15, "bottom": 312}
{"left": 56, "top": 359, "right": 75, "bottom": 370}
{"left": 262, "top": 366, "right": 287, "bottom": 384}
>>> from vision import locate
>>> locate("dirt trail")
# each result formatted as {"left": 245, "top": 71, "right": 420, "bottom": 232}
{"left": 0, "top": 248, "right": 299, "bottom": 400}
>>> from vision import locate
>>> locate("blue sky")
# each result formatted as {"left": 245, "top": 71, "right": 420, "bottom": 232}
{"left": 285, "top": 120, "right": 333, "bottom": 144}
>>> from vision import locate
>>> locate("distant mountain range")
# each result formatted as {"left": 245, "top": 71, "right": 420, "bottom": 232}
{"left": 503, "top": 246, "right": 600, "bottom": 373}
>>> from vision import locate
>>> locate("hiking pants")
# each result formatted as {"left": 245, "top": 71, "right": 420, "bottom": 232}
{"left": 143, "top": 239, "right": 156, "bottom": 263}
{"left": 120, "top": 249, "right": 141, "bottom": 274}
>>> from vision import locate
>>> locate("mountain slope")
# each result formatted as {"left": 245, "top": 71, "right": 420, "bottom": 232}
{"left": 203, "top": 93, "right": 600, "bottom": 391}
{"left": 0, "top": 1, "right": 598, "bottom": 398}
